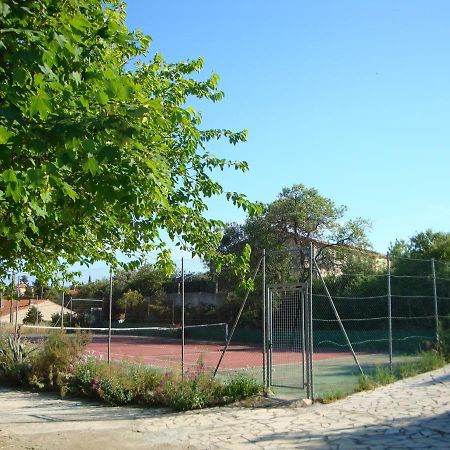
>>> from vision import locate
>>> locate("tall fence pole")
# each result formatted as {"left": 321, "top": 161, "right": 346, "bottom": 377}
{"left": 387, "top": 253, "right": 393, "bottom": 373}
{"left": 213, "top": 257, "right": 263, "bottom": 377}
{"left": 304, "top": 260, "right": 311, "bottom": 399}
{"left": 60, "top": 289, "right": 65, "bottom": 330}
{"left": 262, "top": 249, "right": 267, "bottom": 392}
{"left": 314, "top": 258, "right": 364, "bottom": 376}
{"left": 14, "top": 272, "right": 19, "bottom": 334}
{"left": 309, "top": 241, "right": 315, "bottom": 401}
{"left": 181, "top": 257, "right": 185, "bottom": 378}
{"left": 108, "top": 269, "right": 113, "bottom": 364}
{"left": 9, "top": 272, "right": 14, "bottom": 324}
{"left": 431, "top": 258, "right": 439, "bottom": 345}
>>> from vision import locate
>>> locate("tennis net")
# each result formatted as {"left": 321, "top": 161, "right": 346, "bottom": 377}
{"left": 19, "top": 322, "right": 229, "bottom": 370}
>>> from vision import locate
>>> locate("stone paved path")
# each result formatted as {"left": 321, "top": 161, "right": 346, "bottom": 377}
{"left": 1, "top": 366, "right": 450, "bottom": 449}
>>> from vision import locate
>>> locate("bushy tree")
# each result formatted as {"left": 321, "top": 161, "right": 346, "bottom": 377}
{"left": 22, "top": 305, "right": 43, "bottom": 324}
{"left": 117, "top": 289, "right": 144, "bottom": 322}
{"left": 0, "top": 0, "right": 257, "bottom": 283}
{"left": 213, "top": 184, "right": 370, "bottom": 285}
{"left": 390, "top": 230, "right": 450, "bottom": 262}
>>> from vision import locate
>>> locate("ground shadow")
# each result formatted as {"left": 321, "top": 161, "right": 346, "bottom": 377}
{"left": 0, "top": 387, "right": 171, "bottom": 424}
{"left": 250, "top": 410, "right": 450, "bottom": 448}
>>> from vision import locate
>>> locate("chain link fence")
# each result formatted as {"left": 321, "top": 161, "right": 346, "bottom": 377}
{"left": 311, "top": 246, "right": 450, "bottom": 399}
{"left": 2, "top": 248, "right": 450, "bottom": 397}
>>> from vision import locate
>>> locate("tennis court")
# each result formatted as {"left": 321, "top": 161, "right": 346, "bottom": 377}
{"left": 18, "top": 324, "right": 421, "bottom": 398}
{"left": 87, "top": 331, "right": 399, "bottom": 400}
{"left": 87, "top": 335, "right": 361, "bottom": 371}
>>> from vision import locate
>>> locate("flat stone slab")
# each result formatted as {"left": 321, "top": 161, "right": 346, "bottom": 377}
{"left": 1, "top": 366, "right": 450, "bottom": 449}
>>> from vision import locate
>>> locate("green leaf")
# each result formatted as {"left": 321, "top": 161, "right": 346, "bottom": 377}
{"left": 5, "top": 182, "right": 22, "bottom": 202}
{"left": 30, "top": 201, "right": 47, "bottom": 217}
{"left": 70, "top": 71, "right": 82, "bottom": 85}
{"left": 62, "top": 183, "right": 78, "bottom": 201}
{"left": 26, "top": 168, "right": 44, "bottom": 187}
{"left": 40, "top": 191, "right": 52, "bottom": 203}
{"left": 54, "top": 33, "right": 67, "bottom": 48}
{"left": 95, "top": 90, "right": 109, "bottom": 105}
{"left": 12, "top": 67, "right": 27, "bottom": 86}
{"left": 0, "top": 2, "right": 10, "bottom": 17}
{"left": 30, "top": 94, "right": 52, "bottom": 120}
{"left": 29, "top": 221, "right": 39, "bottom": 234}
{"left": 0, "top": 126, "right": 13, "bottom": 144}
{"left": 70, "top": 14, "right": 91, "bottom": 31}
{"left": 2, "top": 169, "right": 17, "bottom": 182}
{"left": 83, "top": 157, "right": 99, "bottom": 175}
{"left": 0, "top": 223, "right": 9, "bottom": 236}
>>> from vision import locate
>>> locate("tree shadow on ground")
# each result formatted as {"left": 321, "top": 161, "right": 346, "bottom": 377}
{"left": 250, "top": 410, "right": 450, "bottom": 449}
{"left": 0, "top": 387, "right": 171, "bottom": 424}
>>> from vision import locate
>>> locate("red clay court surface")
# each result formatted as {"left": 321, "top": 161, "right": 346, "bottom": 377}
{"left": 87, "top": 336, "right": 358, "bottom": 371}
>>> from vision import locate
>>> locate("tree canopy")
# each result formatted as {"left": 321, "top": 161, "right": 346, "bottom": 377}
{"left": 390, "top": 230, "right": 450, "bottom": 261}
{"left": 211, "top": 184, "right": 370, "bottom": 286}
{"left": 0, "top": 0, "right": 258, "bottom": 282}
{"left": 217, "top": 184, "right": 370, "bottom": 260}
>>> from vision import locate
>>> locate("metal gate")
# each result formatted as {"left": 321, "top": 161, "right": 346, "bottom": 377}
{"left": 267, "top": 284, "right": 307, "bottom": 389}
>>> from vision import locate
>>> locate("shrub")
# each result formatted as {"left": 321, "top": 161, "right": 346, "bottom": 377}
{"left": 0, "top": 331, "right": 262, "bottom": 411}
{"left": 319, "top": 389, "right": 346, "bottom": 404}
{"left": 23, "top": 306, "right": 43, "bottom": 325}
{"left": 438, "top": 323, "right": 450, "bottom": 360}
{"left": 50, "top": 312, "right": 74, "bottom": 327}
{"left": 28, "top": 330, "right": 91, "bottom": 389}
{"left": 357, "top": 375, "right": 376, "bottom": 392}
{"left": 357, "top": 351, "right": 446, "bottom": 393}
{"left": 219, "top": 375, "right": 262, "bottom": 403}
{"left": 0, "top": 334, "right": 36, "bottom": 384}
{"left": 373, "top": 367, "right": 396, "bottom": 385}
{"left": 68, "top": 358, "right": 165, "bottom": 406}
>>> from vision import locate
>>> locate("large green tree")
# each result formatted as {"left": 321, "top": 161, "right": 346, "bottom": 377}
{"left": 0, "top": 0, "right": 257, "bottom": 282}
{"left": 214, "top": 184, "right": 370, "bottom": 285}
{"left": 390, "top": 230, "right": 450, "bottom": 262}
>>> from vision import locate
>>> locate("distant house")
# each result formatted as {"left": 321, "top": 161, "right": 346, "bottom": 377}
{"left": 16, "top": 283, "right": 34, "bottom": 297}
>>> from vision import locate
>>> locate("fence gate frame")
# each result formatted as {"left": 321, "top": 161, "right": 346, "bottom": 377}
{"left": 263, "top": 243, "right": 315, "bottom": 399}
{"left": 266, "top": 283, "right": 307, "bottom": 390}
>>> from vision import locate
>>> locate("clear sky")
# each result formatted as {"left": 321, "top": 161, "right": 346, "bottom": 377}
{"left": 70, "top": 1, "right": 450, "bottom": 282}
{"left": 124, "top": 0, "right": 450, "bottom": 255}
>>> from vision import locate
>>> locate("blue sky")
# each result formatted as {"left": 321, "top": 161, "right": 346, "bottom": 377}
{"left": 124, "top": 0, "right": 450, "bottom": 257}
{"left": 69, "top": 1, "right": 450, "bottom": 282}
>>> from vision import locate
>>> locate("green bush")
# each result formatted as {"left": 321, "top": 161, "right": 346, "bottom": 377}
{"left": 0, "top": 330, "right": 262, "bottom": 411}
{"left": 319, "top": 389, "right": 346, "bottom": 404}
{"left": 28, "top": 330, "right": 91, "bottom": 389}
{"left": 0, "top": 334, "right": 36, "bottom": 384}
{"left": 438, "top": 322, "right": 450, "bottom": 360}
{"left": 22, "top": 306, "right": 43, "bottom": 325}
{"left": 219, "top": 375, "right": 261, "bottom": 403}
{"left": 373, "top": 367, "right": 396, "bottom": 385}
{"left": 357, "top": 351, "right": 446, "bottom": 393}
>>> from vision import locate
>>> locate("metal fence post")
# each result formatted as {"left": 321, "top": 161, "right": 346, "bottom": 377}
{"left": 431, "top": 258, "right": 439, "bottom": 345}
{"left": 108, "top": 269, "right": 113, "bottom": 364}
{"left": 309, "top": 241, "right": 315, "bottom": 401}
{"left": 9, "top": 272, "right": 14, "bottom": 325}
{"left": 181, "top": 257, "right": 185, "bottom": 378}
{"left": 262, "top": 249, "right": 267, "bottom": 392}
{"left": 60, "top": 289, "right": 64, "bottom": 330}
{"left": 14, "top": 272, "right": 19, "bottom": 333}
{"left": 387, "top": 253, "right": 393, "bottom": 372}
